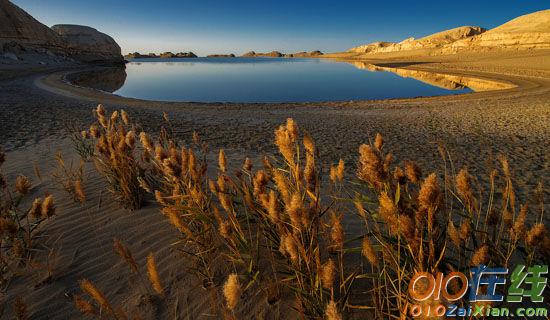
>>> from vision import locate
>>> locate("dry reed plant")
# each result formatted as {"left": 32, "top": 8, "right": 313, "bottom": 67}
{"left": 146, "top": 117, "right": 351, "bottom": 318}
{"left": 81, "top": 105, "right": 146, "bottom": 210}
{"left": 74, "top": 241, "right": 165, "bottom": 318}
{"left": 77, "top": 111, "right": 548, "bottom": 319}
{"left": 351, "top": 135, "right": 549, "bottom": 318}
{"left": 52, "top": 151, "right": 86, "bottom": 204}
{"left": 66, "top": 122, "right": 95, "bottom": 161}
{"left": 0, "top": 149, "right": 56, "bottom": 287}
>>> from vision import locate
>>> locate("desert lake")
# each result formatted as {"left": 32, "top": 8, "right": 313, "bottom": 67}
{"left": 76, "top": 57, "right": 482, "bottom": 102}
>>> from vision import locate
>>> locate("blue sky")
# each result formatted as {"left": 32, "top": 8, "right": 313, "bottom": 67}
{"left": 12, "top": 0, "right": 549, "bottom": 56}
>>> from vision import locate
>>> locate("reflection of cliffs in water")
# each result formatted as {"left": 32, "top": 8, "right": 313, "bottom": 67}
{"left": 349, "top": 62, "right": 516, "bottom": 92}
{"left": 67, "top": 66, "right": 127, "bottom": 92}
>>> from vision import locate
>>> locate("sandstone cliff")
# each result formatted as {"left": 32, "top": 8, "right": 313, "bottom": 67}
{"left": 444, "top": 9, "right": 550, "bottom": 52}
{"left": 0, "top": 0, "right": 123, "bottom": 64}
{"left": 349, "top": 26, "right": 485, "bottom": 54}
{"left": 349, "top": 9, "right": 550, "bottom": 55}
{"left": 51, "top": 24, "right": 123, "bottom": 63}
{"left": 0, "top": 0, "right": 64, "bottom": 53}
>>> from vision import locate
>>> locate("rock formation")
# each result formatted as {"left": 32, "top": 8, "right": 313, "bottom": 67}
{"left": 242, "top": 51, "right": 256, "bottom": 57}
{"left": 242, "top": 50, "right": 323, "bottom": 58}
{"left": 207, "top": 54, "right": 236, "bottom": 58}
{"left": 51, "top": 24, "right": 123, "bottom": 64}
{"left": 349, "top": 26, "right": 486, "bottom": 54}
{"left": 349, "top": 9, "right": 550, "bottom": 55}
{"left": 0, "top": 0, "right": 65, "bottom": 59}
{"left": 0, "top": 0, "right": 123, "bottom": 64}
{"left": 443, "top": 9, "right": 550, "bottom": 52}
{"left": 175, "top": 52, "right": 197, "bottom": 58}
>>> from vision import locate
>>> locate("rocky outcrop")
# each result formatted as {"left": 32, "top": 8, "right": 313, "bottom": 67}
{"left": 124, "top": 52, "right": 158, "bottom": 59}
{"left": 0, "top": 0, "right": 123, "bottom": 64}
{"left": 242, "top": 51, "right": 256, "bottom": 57}
{"left": 207, "top": 54, "right": 236, "bottom": 58}
{"left": 0, "top": 0, "right": 64, "bottom": 51}
{"left": 242, "top": 50, "right": 322, "bottom": 58}
{"left": 51, "top": 24, "right": 123, "bottom": 64}
{"left": 241, "top": 51, "right": 282, "bottom": 57}
{"left": 443, "top": 9, "right": 550, "bottom": 53}
{"left": 349, "top": 26, "right": 486, "bottom": 54}
{"left": 290, "top": 50, "right": 324, "bottom": 57}
{"left": 349, "top": 10, "right": 550, "bottom": 55}
{"left": 175, "top": 52, "right": 197, "bottom": 58}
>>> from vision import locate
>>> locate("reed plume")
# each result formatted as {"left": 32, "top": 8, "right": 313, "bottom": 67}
{"left": 15, "top": 175, "right": 31, "bottom": 195}
{"left": 223, "top": 273, "right": 241, "bottom": 311}
{"left": 147, "top": 253, "right": 163, "bottom": 295}
{"left": 113, "top": 239, "right": 138, "bottom": 273}
{"left": 79, "top": 279, "right": 115, "bottom": 316}
{"left": 362, "top": 237, "right": 378, "bottom": 267}
{"left": 321, "top": 259, "right": 336, "bottom": 289}
{"left": 471, "top": 245, "right": 489, "bottom": 266}
{"left": 325, "top": 299, "right": 342, "bottom": 320}
{"left": 74, "top": 294, "right": 97, "bottom": 315}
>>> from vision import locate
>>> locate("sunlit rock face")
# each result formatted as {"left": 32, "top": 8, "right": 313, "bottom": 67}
{"left": 443, "top": 9, "right": 550, "bottom": 53}
{"left": 349, "top": 26, "right": 486, "bottom": 54}
{"left": 51, "top": 24, "right": 123, "bottom": 64}
{"left": 349, "top": 9, "right": 550, "bottom": 55}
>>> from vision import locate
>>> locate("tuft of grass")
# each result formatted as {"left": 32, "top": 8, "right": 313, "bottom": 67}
{"left": 81, "top": 105, "right": 147, "bottom": 210}
{"left": 0, "top": 148, "right": 56, "bottom": 286}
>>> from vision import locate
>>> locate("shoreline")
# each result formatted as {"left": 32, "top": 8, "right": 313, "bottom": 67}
{"left": 36, "top": 56, "right": 529, "bottom": 107}
{"left": 1, "top": 50, "right": 549, "bottom": 319}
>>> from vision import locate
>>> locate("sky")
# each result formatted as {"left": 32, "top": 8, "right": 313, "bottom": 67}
{"left": 12, "top": 0, "right": 549, "bottom": 56}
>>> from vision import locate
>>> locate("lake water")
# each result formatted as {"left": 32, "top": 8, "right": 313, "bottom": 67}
{"left": 91, "top": 58, "right": 478, "bottom": 102}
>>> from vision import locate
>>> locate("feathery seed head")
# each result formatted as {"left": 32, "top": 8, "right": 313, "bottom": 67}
{"left": 41, "top": 195, "right": 55, "bottom": 217}
{"left": 321, "top": 259, "right": 336, "bottom": 289}
{"left": 147, "top": 253, "right": 163, "bottom": 295}
{"left": 374, "top": 133, "right": 384, "bottom": 151}
{"left": 526, "top": 223, "right": 546, "bottom": 248}
{"left": 405, "top": 161, "right": 422, "bottom": 184}
{"left": 223, "top": 274, "right": 241, "bottom": 311}
{"left": 325, "top": 300, "right": 342, "bottom": 320}
{"left": 362, "top": 237, "right": 378, "bottom": 267}
{"left": 218, "top": 149, "right": 227, "bottom": 173}
{"left": 121, "top": 110, "right": 129, "bottom": 125}
{"left": 471, "top": 245, "right": 489, "bottom": 266}
{"left": 15, "top": 175, "right": 31, "bottom": 195}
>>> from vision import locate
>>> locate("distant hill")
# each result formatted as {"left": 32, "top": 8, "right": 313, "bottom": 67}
{"left": 349, "top": 9, "right": 550, "bottom": 55}
{"left": 349, "top": 26, "right": 485, "bottom": 54}
{"left": 444, "top": 9, "right": 550, "bottom": 52}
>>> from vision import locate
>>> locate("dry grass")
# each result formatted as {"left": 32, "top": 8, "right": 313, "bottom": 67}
{"left": 52, "top": 106, "right": 549, "bottom": 319}
{"left": 0, "top": 148, "right": 56, "bottom": 288}
{"left": 81, "top": 106, "right": 147, "bottom": 210}
{"left": 52, "top": 151, "right": 86, "bottom": 204}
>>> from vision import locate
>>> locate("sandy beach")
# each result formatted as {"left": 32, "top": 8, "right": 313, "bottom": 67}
{"left": 1, "top": 48, "right": 549, "bottom": 318}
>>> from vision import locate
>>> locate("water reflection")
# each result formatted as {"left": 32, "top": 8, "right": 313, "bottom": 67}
{"left": 66, "top": 59, "right": 514, "bottom": 102}
{"left": 67, "top": 66, "right": 127, "bottom": 93}
{"left": 348, "top": 62, "right": 516, "bottom": 92}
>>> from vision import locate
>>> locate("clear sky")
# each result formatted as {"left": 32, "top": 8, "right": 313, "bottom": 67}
{"left": 12, "top": 0, "right": 549, "bottom": 56}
